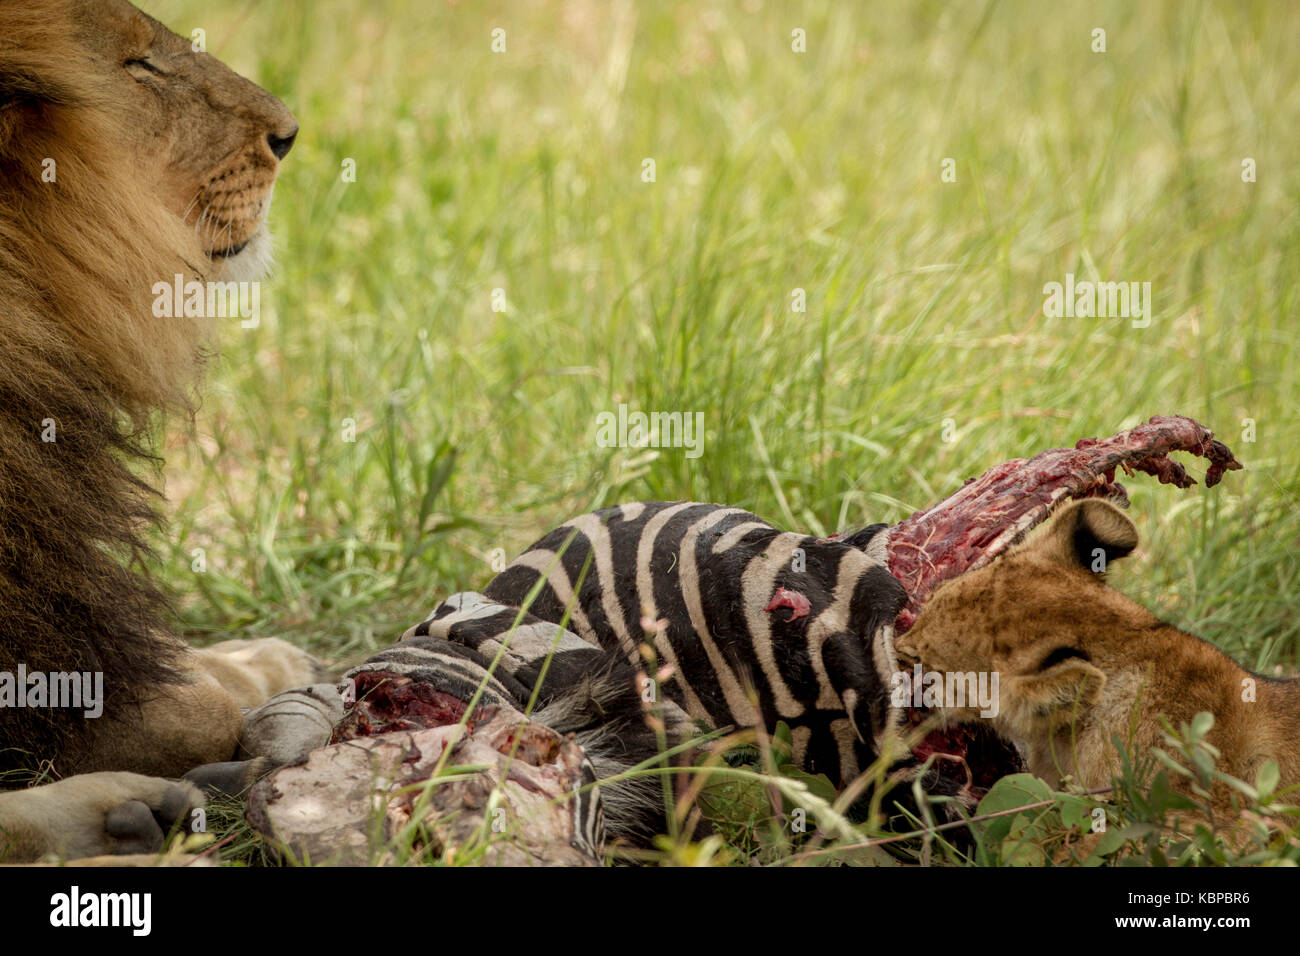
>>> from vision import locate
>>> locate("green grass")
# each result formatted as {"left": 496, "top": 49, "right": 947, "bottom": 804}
{"left": 142, "top": 0, "right": 1299, "bottom": 863}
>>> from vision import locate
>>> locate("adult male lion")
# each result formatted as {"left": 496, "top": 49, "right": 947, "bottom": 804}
{"left": 0, "top": 0, "right": 317, "bottom": 861}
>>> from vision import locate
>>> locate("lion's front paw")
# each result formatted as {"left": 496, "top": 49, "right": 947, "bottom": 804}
{"left": 0, "top": 772, "right": 204, "bottom": 863}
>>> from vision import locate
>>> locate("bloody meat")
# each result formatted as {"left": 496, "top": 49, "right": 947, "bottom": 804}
{"left": 887, "top": 414, "right": 1241, "bottom": 633}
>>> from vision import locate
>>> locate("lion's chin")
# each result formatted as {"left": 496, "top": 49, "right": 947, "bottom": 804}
{"left": 208, "top": 183, "right": 277, "bottom": 283}
{"left": 209, "top": 224, "right": 274, "bottom": 283}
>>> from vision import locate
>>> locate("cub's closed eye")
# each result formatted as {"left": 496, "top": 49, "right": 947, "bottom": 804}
{"left": 1037, "top": 646, "right": 1090, "bottom": 670}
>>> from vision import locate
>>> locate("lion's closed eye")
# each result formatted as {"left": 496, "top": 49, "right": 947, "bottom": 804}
{"left": 125, "top": 56, "right": 165, "bottom": 78}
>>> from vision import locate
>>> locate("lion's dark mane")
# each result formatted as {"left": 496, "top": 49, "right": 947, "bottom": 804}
{"left": 0, "top": 1, "right": 210, "bottom": 772}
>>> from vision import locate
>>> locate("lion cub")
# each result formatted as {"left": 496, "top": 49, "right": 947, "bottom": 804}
{"left": 896, "top": 499, "right": 1300, "bottom": 812}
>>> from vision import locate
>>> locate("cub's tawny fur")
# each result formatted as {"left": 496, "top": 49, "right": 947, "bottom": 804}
{"left": 897, "top": 499, "right": 1300, "bottom": 812}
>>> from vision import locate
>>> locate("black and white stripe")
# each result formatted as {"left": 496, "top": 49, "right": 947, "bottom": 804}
{"left": 339, "top": 501, "right": 911, "bottom": 847}
{"left": 483, "top": 501, "right": 908, "bottom": 784}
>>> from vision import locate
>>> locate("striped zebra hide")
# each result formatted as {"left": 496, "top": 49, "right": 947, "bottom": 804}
{"left": 334, "top": 501, "right": 931, "bottom": 851}
{"left": 481, "top": 501, "right": 912, "bottom": 785}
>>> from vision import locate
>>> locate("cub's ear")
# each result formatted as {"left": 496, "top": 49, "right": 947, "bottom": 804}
{"left": 1008, "top": 657, "right": 1107, "bottom": 726}
{"left": 1026, "top": 499, "right": 1138, "bottom": 574}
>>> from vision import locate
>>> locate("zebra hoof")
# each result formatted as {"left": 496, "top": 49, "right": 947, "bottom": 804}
{"left": 238, "top": 683, "right": 344, "bottom": 766}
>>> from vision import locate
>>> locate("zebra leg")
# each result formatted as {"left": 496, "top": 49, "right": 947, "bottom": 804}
{"left": 394, "top": 592, "right": 696, "bottom": 845}
{"left": 247, "top": 627, "right": 612, "bottom": 863}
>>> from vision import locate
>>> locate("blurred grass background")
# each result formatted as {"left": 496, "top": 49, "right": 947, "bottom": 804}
{"left": 145, "top": 0, "right": 1297, "bottom": 680}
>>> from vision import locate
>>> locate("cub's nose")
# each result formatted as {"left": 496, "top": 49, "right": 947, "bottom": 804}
{"left": 267, "top": 125, "right": 298, "bottom": 161}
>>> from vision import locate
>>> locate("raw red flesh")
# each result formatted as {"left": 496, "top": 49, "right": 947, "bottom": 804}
{"left": 909, "top": 718, "right": 1024, "bottom": 798}
{"left": 887, "top": 415, "right": 1241, "bottom": 632}
{"left": 331, "top": 671, "right": 493, "bottom": 743}
{"left": 764, "top": 587, "right": 812, "bottom": 621}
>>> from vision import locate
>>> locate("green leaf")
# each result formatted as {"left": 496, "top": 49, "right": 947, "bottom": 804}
{"left": 1056, "top": 793, "right": 1097, "bottom": 832}
{"left": 1083, "top": 825, "right": 1130, "bottom": 865}
{"left": 1190, "top": 711, "right": 1215, "bottom": 740}
{"left": 776, "top": 764, "right": 838, "bottom": 805}
{"left": 769, "top": 721, "right": 795, "bottom": 763}
{"left": 1215, "top": 771, "right": 1258, "bottom": 802}
{"left": 1256, "top": 760, "right": 1281, "bottom": 804}
{"left": 1119, "top": 822, "right": 1159, "bottom": 841}
{"left": 1191, "top": 747, "right": 1216, "bottom": 782}
{"left": 976, "top": 773, "right": 1055, "bottom": 812}
{"left": 972, "top": 773, "right": 1055, "bottom": 855}
{"left": 1002, "top": 814, "right": 1049, "bottom": 866}
{"left": 1151, "top": 748, "right": 1194, "bottom": 778}
{"left": 1147, "top": 770, "right": 1200, "bottom": 813}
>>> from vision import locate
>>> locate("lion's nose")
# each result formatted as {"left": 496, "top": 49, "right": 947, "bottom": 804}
{"left": 267, "top": 126, "right": 298, "bottom": 161}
